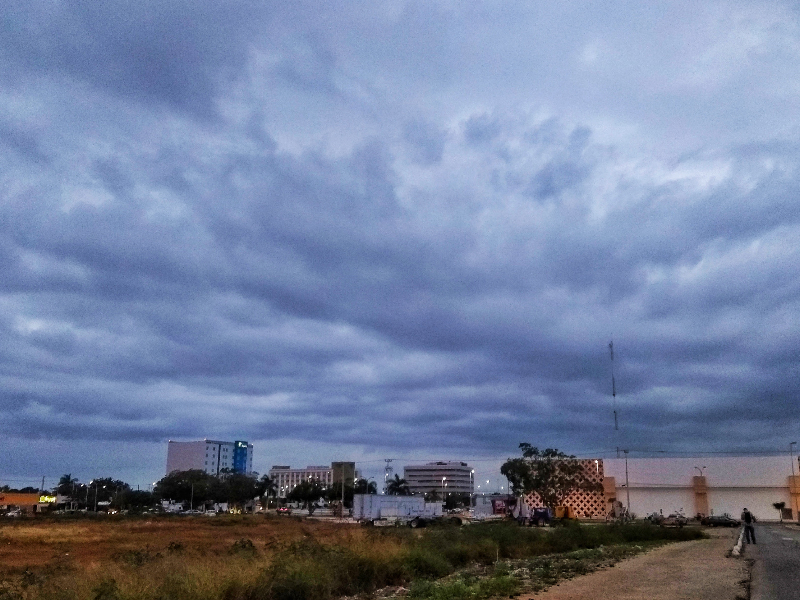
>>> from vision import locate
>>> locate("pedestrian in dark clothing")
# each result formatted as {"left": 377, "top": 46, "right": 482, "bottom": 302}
{"left": 741, "top": 508, "right": 756, "bottom": 544}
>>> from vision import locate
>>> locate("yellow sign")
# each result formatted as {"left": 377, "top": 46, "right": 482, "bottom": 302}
{"left": 39, "top": 495, "right": 56, "bottom": 503}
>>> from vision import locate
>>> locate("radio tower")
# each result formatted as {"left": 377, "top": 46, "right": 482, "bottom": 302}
{"left": 609, "top": 340, "right": 618, "bottom": 431}
{"left": 384, "top": 459, "right": 394, "bottom": 494}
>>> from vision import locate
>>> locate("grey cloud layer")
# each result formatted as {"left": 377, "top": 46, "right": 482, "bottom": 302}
{"left": 2, "top": 1, "right": 800, "bottom": 477}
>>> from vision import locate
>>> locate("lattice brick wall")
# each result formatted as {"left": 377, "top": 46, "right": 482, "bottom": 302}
{"left": 521, "top": 458, "right": 606, "bottom": 518}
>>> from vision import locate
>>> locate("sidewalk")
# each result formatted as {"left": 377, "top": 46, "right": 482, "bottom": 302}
{"left": 521, "top": 529, "right": 747, "bottom": 600}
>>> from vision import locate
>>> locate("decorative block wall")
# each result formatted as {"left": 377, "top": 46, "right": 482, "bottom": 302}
{"left": 521, "top": 459, "right": 607, "bottom": 518}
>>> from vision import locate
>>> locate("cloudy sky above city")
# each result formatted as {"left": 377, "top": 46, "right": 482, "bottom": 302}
{"left": 3, "top": 0, "right": 800, "bottom": 488}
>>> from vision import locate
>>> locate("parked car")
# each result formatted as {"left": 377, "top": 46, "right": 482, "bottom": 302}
{"left": 276, "top": 506, "right": 292, "bottom": 515}
{"left": 660, "top": 513, "right": 688, "bottom": 527}
{"left": 701, "top": 514, "right": 741, "bottom": 527}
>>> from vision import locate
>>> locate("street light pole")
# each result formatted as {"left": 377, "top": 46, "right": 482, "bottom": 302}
{"left": 790, "top": 442, "right": 797, "bottom": 520}
{"left": 623, "top": 450, "right": 631, "bottom": 517}
{"left": 441, "top": 477, "right": 446, "bottom": 501}
{"left": 470, "top": 469, "right": 474, "bottom": 508}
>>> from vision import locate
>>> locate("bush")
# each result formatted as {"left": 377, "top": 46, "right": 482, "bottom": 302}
{"left": 401, "top": 547, "right": 452, "bottom": 579}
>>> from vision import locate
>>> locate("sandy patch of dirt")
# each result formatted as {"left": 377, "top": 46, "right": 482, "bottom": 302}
{"left": 521, "top": 528, "right": 747, "bottom": 600}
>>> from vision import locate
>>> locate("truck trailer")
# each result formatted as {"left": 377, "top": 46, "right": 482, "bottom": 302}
{"left": 352, "top": 494, "right": 443, "bottom": 527}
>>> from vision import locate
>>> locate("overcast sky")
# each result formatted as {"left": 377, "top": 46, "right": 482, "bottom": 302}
{"left": 3, "top": 0, "right": 800, "bottom": 490}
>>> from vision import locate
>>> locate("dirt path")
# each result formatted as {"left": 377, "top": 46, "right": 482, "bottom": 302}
{"left": 522, "top": 529, "right": 748, "bottom": 600}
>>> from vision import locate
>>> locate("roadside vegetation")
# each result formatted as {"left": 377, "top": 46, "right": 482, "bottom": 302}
{"left": 0, "top": 517, "right": 702, "bottom": 600}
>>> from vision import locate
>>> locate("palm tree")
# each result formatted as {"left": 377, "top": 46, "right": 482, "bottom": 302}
{"left": 386, "top": 474, "right": 410, "bottom": 496}
{"left": 260, "top": 475, "right": 278, "bottom": 509}
{"left": 57, "top": 474, "right": 79, "bottom": 497}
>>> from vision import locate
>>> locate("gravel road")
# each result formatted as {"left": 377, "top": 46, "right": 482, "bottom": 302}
{"left": 520, "top": 528, "right": 747, "bottom": 600}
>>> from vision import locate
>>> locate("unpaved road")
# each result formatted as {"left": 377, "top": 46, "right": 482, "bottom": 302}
{"left": 522, "top": 528, "right": 747, "bottom": 600}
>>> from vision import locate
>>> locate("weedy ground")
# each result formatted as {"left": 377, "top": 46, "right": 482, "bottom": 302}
{"left": 0, "top": 515, "right": 703, "bottom": 600}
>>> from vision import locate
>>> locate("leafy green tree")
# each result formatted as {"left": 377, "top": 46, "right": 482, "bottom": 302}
{"left": 120, "top": 490, "right": 155, "bottom": 510}
{"left": 221, "top": 472, "right": 267, "bottom": 510}
{"left": 326, "top": 481, "right": 356, "bottom": 508}
{"left": 425, "top": 489, "right": 440, "bottom": 502}
{"left": 88, "top": 478, "right": 131, "bottom": 505}
{"left": 154, "top": 470, "right": 217, "bottom": 507}
{"left": 386, "top": 474, "right": 410, "bottom": 496}
{"left": 288, "top": 479, "right": 327, "bottom": 514}
{"left": 354, "top": 478, "right": 377, "bottom": 494}
{"left": 501, "top": 444, "right": 601, "bottom": 509}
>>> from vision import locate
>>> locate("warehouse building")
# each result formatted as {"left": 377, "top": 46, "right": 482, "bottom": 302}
{"left": 518, "top": 454, "right": 800, "bottom": 522}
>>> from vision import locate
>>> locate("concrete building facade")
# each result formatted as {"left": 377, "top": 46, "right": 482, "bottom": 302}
{"left": 269, "top": 463, "right": 360, "bottom": 498}
{"left": 603, "top": 455, "right": 800, "bottom": 522}
{"left": 166, "top": 439, "right": 254, "bottom": 476}
{"left": 404, "top": 461, "right": 474, "bottom": 496}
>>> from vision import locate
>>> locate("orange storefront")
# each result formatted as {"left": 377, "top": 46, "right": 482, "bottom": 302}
{"left": 0, "top": 493, "right": 42, "bottom": 514}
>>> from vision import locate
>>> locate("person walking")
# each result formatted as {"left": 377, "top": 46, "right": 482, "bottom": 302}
{"left": 741, "top": 507, "right": 756, "bottom": 544}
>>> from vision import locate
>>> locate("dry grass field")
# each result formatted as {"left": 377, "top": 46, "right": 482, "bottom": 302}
{"left": 0, "top": 515, "right": 705, "bottom": 600}
{"left": 0, "top": 514, "right": 353, "bottom": 572}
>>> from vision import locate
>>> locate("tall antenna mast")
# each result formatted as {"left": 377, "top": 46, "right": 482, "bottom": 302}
{"left": 609, "top": 340, "right": 618, "bottom": 431}
{"left": 384, "top": 459, "right": 394, "bottom": 494}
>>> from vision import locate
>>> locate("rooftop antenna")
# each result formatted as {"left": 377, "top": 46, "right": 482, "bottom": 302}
{"left": 609, "top": 340, "right": 618, "bottom": 431}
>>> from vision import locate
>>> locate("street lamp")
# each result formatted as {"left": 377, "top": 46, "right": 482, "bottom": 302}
{"left": 694, "top": 465, "right": 706, "bottom": 477}
{"left": 470, "top": 469, "right": 475, "bottom": 508}
{"left": 94, "top": 483, "right": 105, "bottom": 512}
{"left": 790, "top": 442, "right": 798, "bottom": 520}
{"left": 441, "top": 477, "right": 446, "bottom": 500}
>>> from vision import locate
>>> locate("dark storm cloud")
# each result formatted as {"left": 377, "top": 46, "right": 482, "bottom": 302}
{"left": 2, "top": 1, "right": 800, "bottom": 484}
{"left": 0, "top": 0, "right": 267, "bottom": 117}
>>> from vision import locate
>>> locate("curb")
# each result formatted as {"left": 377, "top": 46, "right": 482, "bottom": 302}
{"left": 731, "top": 526, "right": 745, "bottom": 556}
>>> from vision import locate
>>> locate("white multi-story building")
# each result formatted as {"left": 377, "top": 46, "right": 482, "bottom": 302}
{"left": 404, "top": 461, "right": 474, "bottom": 496}
{"left": 166, "top": 439, "right": 253, "bottom": 476}
{"left": 269, "top": 462, "right": 359, "bottom": 498}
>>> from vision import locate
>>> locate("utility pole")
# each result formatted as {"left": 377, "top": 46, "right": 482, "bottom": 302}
{"left": 624, "top": 449, "right": 631, "bottom": 517}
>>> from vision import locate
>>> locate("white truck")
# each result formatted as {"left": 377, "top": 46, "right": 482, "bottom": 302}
{"left": 352, "top": 494, "right": 443, "bottom": 527}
